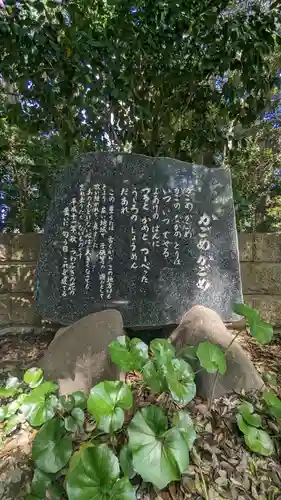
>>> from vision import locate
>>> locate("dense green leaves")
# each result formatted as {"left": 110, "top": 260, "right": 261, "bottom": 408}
{"left": 263, "top": 391, "right": 281, "bottom": 419}
{"left": 119, "top": 445, "right": 136, "bottom": 480}
{"left": 244, "top": 428, "right": 274, "bottom": 457}
{"left": 24, "top": 368, "right": 44, "bottom": 388}
{"left": 87, "top": 381, "right": 133, "bottom": 433}
{"left": 196, "top": 342, "right": 227, "bottom": 374}
{"left": 150, "top": 339, "right": 175, "bottom": 365}
{"left": 165, "top": 359, "right": 196, "bottom": 404}
{"left": 128, "top": 406, "right": 189, "bottom": 489}
{"left": 109, "top": 336, "right": 149, "bottom": 372}
{"left": 0, "top": 376, "right": 21, "bottom": 397}
{"left": 32, "top": 418, "right": 72, "bottom": 473}
{"left": 233, "top": 303, "right": 273, "bottom": 344}
{"left": 238, "top": 402, "right": 262, "bottom": 428}
{"left": 172, "top": 411, "right": 196, "bottom": 450}
{"left": 249, "top": 319, "right": 273, "bottom": 345}
{"left": 237, "top": 400, "right": 274, "bottom": 456}
{"left": 64, "top": 408, "right": 85, "bottom": 432}
{"left": 66, "top": 444, "right": 136, "bottom": 500}
{"left": 142, "top": 360, "right": 166, "bottom": 393}
{"left": 21, "top": 382, "right": 58, "bottom": 427}
{"left": 0, "top": 0, "right": 280, "bottom": 232}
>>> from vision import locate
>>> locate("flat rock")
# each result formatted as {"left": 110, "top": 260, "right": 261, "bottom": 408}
{"left": 169, "top": 305, "right": 263, "bottom": 401}
{"left": 39, "top": 309, "right": 123, "bottom": 395}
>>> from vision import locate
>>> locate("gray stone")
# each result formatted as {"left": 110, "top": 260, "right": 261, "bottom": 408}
{"left": 37, "top": 152, "right": 242, "bottom": 327}
{"left": 244, "top": 294, "right": 281, "bottom": 327}
{"left": 169, "top": 305, "right": 263, "bottom": 401}
{"left": 241, "top": 262, "right": 281, "bottom": 293}
{"left": 238, "top": 233, "right": 253, "bottom": 262}
{"left": 254, "top": 233, "right": 281, "bottom": 262}
{"left": 39, "top": 309, "right": 123, "bottom": 395}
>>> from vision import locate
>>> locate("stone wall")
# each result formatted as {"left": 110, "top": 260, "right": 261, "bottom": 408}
{"left": 0, "top": 233, "right": 281, "bottom": 332}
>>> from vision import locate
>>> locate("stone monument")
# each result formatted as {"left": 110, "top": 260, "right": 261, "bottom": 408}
{"left": 37, "top": 152, "right": 243, "bottom": 327}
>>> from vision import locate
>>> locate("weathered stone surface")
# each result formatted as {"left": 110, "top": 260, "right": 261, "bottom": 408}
{"left": 169, "top": 305, "right": 263, "bottom": 401}
{"left": 254, "top": 233, "right": 281, "bottom": 262}
{"left": 0, "top": 294, "right": 11, "bottom": 324}
{"left": 244, "top": 294, "right": 281, "bottom": 326}
{"left": 39, "top": 309, "right": 123, "bottom": 395}
{"left": 11, "top": 233, "right": 41, "bottom": 262}
{"left": 37, "top": 152, "right": 242, "bottom": 327}
{"left": 10, "top": 294, "right": 40, "bottom": 325}
{"left": 241, "top": 262, "right": 281, "bottom": 293}
{"left": 238, "top": 233, "right": 253, "bottom": 262}
{"left": 0, "top": 234, "right": 10, "bottom": 261}
{"left": 0, "top": 264, "right": 36, "bottom": 293}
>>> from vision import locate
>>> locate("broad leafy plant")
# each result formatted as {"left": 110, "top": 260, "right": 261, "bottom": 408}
{"left": 0, "top": 304, "right": 278, "bottom": 498}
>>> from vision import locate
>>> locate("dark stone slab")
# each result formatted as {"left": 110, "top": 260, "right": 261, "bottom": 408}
{"left": 37, "top": 152, "right": 243, "bottom": 327}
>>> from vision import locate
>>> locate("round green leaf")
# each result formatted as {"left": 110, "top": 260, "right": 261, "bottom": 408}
{"left": 233, "top": 303, "right": 259, "bottom": 321}
{"left": 71, "top": 407, "right": 85, "bottom": 428}
{"left": 236, "top": 414, "right": 251, "bottom": 435}
{"left": 65, "top": 408, "right": 85, "bottom": 432}
{"left": 150, "top": 339, "right": 175, "bottom": 365}
{"left": 142, "top": 360, "right": 166, "bottom": 393}
{"left": 24, "top": 367, "right": 44, "bottom": 388}
{"left": 238, "top": 402, "right": 261, "bottom": 428}
{"left": 6, "top": 399, "right": 21, "bottom": 418}
{"left": 66, "top": 444, "right": 120, "bottom": 500}
{"left": 119, "top": 444, "right": 136, "bottom": 479}
{"left": 244, "top": 427, "right": 274, "bottom": 456}
{"left": 21, "top": 382, "right": 58, "bottom": 427}
{"left": 0, "top": 376, "right": 21, "bottom": 398}
{"left": 64, "top": 416, "right": 78, "bottom": 433}
{"left": 172, "top": 411, "right": 196, "bottom": 450}
{"left": 166, "top": 359, "right": 196, "bottom": 405}
{"left": 109, "top": 335, "right": 149, "bottom": 372}
{"left": 87, "top": 381, "right": 133, "bottom": 433}
{"left": 263, "top": 391, "right": 281, "bottom": 419}
{"left": 4, "top": 414, "right": 21, "bottom": 435}
{"left": 6, "top": 376, "right": 21, "bottom": 390}
{"left": 111, "top": 477, "right": 136, "bottom": 499}
{"left": 32, "top": 417, "right": 73, "bottom": 473}
{"left": 196, "top": 342, "right": 226, "bottom": 374}
{"left": 0, "top": 406, "right": 7, "bottom": 422}
{"left": 59, "top": 394, "right": 75, "bottom": 413}
{"left": 72, "top": 391, "right": 87, "bottom": 409}
{"left": 248, "top": 318, "right": 273, "bottom": 345}
{"left": 128, "top": 406, "right": 189, "bottom": 489}
{"left": 31, "top": 468, "right": 53, "bottom": 498}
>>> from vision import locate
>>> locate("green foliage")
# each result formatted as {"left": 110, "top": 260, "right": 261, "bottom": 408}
{"left": 87, "top": 381, "right": 133, "bottom": 433}
{"left": 119, "top": 445, "right": 136, "bottom": 480}
{"left": 244, "top": 428, "right": 274, "bottom": 457}
{"left": 165, "top": 358, "right": 196, "bottom": 404}
{"left": 109, "top": 336, "right": 149, "bottom": 372}
{"left": 21, "top": 382, "right": 58, "bottom": 427}
{"left": 0, "top": 308, "right": 278, "bottom": 497}
{"left": 237, "top": 401, "right": 274, "bottom": 456}
{"left": 32, "top": 418, "right": 73, "bottom": 473}
{"left": 24, "top": 368, "right": 44, "bottom": 389}
{"left": 196, "top": 341, "right": 227, "bottom": 374}
{"left": 1, "top": 0, "right": 280, "bottom": 231}
{"left": 263, "top": 391, "right": 281, "bottom": 419}
{"left": 128, "top": 406, "right": 191, "bottom": 489}
{"left": 234, "top": 303, "right": 273, "bottom": 344}
{"left": 238, "top": 402, "right": 262, "bottom": 428}
{"left": 66, "top": 444, "right": 135, "bottom": 500}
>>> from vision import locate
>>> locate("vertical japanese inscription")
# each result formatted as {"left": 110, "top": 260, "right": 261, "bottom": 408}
{"left": 59, "top": 178, "right": 218, "bottom": 299}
